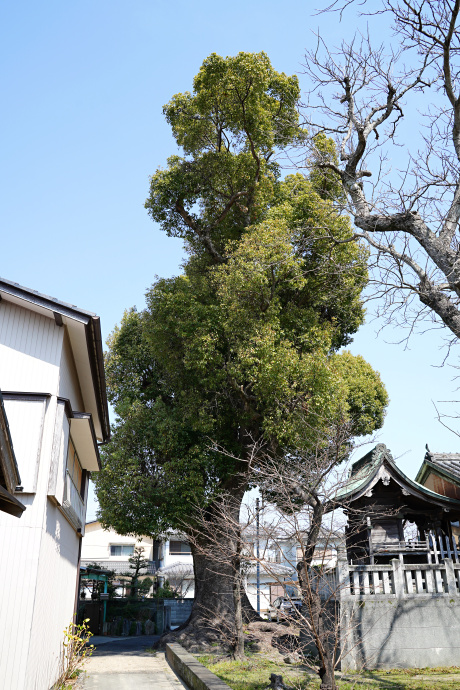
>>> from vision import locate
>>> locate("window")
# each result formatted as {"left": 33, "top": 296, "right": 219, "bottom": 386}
{"left": 169, "top": 540, "right": 191, "bottom": 555}
{"left": 67, "top": 437, "right": 83, "bottom": 494}
{"left": 110, "top": 545, "right": 135, "bottom": 556}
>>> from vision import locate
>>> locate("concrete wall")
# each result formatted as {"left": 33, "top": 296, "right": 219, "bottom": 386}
{"left": 341, "top": 597, "right": 460, "bottom": 670}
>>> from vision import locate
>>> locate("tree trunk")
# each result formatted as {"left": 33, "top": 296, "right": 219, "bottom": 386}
{"left": 158, "top": 487, "right": 247, "bottom": 652}
{"left": 297, "top": 501, "right": 337, "bottom": 690}
{"left": 310, "top": 590, "right": 337, "bottom": 690}
{"left": 232, "top": 559, "right": 245, "bottom": 660}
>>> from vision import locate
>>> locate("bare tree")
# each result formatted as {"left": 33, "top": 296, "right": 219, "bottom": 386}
{"left": 181, "top": 417, "right": 378, "bottom": 690}
{"left": 304, "top": 1, "right": 460, "bottom": 349}
{"left": 255, "top": 421, "right": 354, "bottom": 690}
{"left": 253, "top": 436, "right": 396, "bottom": 690}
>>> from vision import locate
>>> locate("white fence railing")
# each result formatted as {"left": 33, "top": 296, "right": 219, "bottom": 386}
{"left": 337, "top": 559, "right": 460, "bottom": 600}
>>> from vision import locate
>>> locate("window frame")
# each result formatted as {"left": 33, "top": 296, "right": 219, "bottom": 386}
{"left": 110, "top": 544, "right": 135, "bottom": 557}
{"left": 67, "top": 435, "right": 84, "bottom": 497}
{"left": 169, "top": 540, "right": 192, "bottom": 555}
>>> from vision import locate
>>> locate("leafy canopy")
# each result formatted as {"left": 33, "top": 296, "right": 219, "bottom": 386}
{"left": 94, "top": 52, "right": 388, "bottom": 537}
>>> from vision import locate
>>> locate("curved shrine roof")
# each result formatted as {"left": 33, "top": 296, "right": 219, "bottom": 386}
{"left": 334, "top": 443, "right": 460, "bottom": 511}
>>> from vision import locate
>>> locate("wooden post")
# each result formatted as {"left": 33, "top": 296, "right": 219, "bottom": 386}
{"left": 391, "top": 558, "right": 405, "bottom": 599}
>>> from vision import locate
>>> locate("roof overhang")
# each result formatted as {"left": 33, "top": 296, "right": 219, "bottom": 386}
{"left": 0, "top": 278, "right": 110, "bottom": 442}
{"left": 0, "top": 485, "right": 25, "bottom": 518}
{"left": 416, "top": 456, "right": 460, "bottom": 487}
{"left": 70, "top": 413, "right": 101, "bottom": 472}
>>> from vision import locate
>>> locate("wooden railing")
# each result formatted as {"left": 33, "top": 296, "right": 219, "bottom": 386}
{"left": 372, "top": 535, "right": 460, "bottom": 563}
{"left": 337, "top": 559, "right": 460, "bottom": 600}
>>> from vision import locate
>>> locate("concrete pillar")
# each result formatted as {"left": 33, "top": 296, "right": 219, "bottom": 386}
{"left": 444, "top": 558, "right": 457, "bottom": 596}
{"left": 337, "top": 558, "right": 351, "bottom": 599}
{"left": 391, "top": 558, "right": 405, "bottom": 599}
{"left": 154, "top": 601, "right": 165, "bottom": 635}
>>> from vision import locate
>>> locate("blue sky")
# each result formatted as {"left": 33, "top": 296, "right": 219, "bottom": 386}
{"left": 1, "top": 1, "right": 459, "bottom": 520}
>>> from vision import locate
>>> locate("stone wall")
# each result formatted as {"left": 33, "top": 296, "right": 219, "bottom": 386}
{"left": 337, "top": 558, "right": 460, "bottom": 670}
{"left": 341, "top": 597, "right": 460, "bottom": 669}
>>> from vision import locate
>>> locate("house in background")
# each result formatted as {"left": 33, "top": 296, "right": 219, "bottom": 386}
{"left": 0, "top": 278, "right": 109, "bottom": 690}
{"left": 81, "top": 520, "right": 194, "bottom": 596}
{"left": 81, "top": 520, "right": 299, "bottom": 609}
{"left": 81, "top": 520, "right": 159, "bottom": 596}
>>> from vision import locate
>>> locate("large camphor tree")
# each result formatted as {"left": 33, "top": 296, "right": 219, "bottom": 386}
{"left": 94, "top": 52, "right": 388, "bottom": 649}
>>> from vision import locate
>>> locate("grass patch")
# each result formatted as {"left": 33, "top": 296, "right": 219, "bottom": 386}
{"left": 196, "top": 655, "right": 313, "bottom": 689}
{"left": 196, "top": 654, "right": 460, "bottom": 690}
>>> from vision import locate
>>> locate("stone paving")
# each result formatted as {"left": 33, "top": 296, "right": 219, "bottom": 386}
{"left": 78, "top": 636, "right": 188, "bottom": 689}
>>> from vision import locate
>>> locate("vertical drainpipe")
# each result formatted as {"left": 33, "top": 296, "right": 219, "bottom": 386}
{"left": 74, "top": 536, "right": 83, "bottom": 623}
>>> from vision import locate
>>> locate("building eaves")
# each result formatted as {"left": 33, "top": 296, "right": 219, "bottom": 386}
{"left": 335, "top": 443, "right": 460, "bottom": 509}
{"left": 0, "top": 277, "right": 110, "bottom": 442}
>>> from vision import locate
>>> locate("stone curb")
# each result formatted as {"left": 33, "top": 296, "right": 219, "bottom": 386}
{"left": 166, "top": 643, "right": 232, "bottom": 690}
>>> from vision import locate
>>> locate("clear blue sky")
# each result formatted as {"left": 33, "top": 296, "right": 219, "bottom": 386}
{"left": 1, "top": 1, "right": 459, "bottom": 520}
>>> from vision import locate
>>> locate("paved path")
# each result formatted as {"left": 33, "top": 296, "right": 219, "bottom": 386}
{"left": 78, "top": 636, "right": 188, "bottom": 689}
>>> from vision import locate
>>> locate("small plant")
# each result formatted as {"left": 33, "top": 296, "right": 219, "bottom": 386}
{"left": 54, "top": 618, "right": 94, "bottom": 689}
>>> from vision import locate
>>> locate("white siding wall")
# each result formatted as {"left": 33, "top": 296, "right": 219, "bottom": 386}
{"left": 0, "top": 516, "right": 42, "bottom": 690}
{"left": 48, "top": 401, "right": 70, "bottom": 505}
{"left": 0, "top": 300, "right": 89, "bottom": 690}
{"left": 3, "top": 397, "right": 47, "bottom": 492}
{"left": 0, "top": 301, "right": 62, "bottom": 394}
{"left": 24, "top": 506, "right": 80, "bottom": 690}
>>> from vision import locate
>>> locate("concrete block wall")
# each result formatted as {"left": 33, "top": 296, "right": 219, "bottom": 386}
{"left": 341, "top": 597, "right": 460, "bottom": 670}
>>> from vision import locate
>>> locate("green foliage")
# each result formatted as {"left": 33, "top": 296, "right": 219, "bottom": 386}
{"left": 95, "top": 51, "right": 388, "bottom": 539}
{"left": 145, "top": 52, "right": 302, "bottom": 258}
{"left": 55, "top": 619, "right": 94, "bottom": 690}
{"left": 138, "top": 576, "right": 154, "bottom": 597}
{"left": 152, "top": 580, "right": 179, "bottom": 599}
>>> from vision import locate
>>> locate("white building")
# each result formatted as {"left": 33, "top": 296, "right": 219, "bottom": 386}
{"left": 0, "top": 278, "right": 109, "bottom": 690}
{"left": 81, "top": 520, "right": 195, "bottom": 596}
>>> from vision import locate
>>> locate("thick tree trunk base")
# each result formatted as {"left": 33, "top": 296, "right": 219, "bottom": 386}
{"left": 155, "top": 619, "right": 231, "bottom": 653}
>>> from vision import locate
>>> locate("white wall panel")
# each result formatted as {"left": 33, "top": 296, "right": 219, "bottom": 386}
{"left": 25, "top": 505, "right": 80, "bottom": 690}
{"left": 0, "top": 301, "right": 63, "bottom": 394}
{"left": 3, "top": 397, "right": 46, "bottom": 493}
{"left": 0, "top": 520, "right": 42, "bottom": 690}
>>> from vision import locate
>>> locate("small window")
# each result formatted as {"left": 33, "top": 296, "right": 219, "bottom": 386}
{"left": 169, "top": 540, "right": 191, "bottom": 555}
{"left": 110, "top": 545, "right": 134, "bottom": 556}
{"left": 67, "top": 437, "right": 83, "bottom": 494}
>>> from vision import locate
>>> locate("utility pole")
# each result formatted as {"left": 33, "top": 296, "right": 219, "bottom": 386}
{"left": 256, "top": 497, "right": 260, "bottom": 615}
